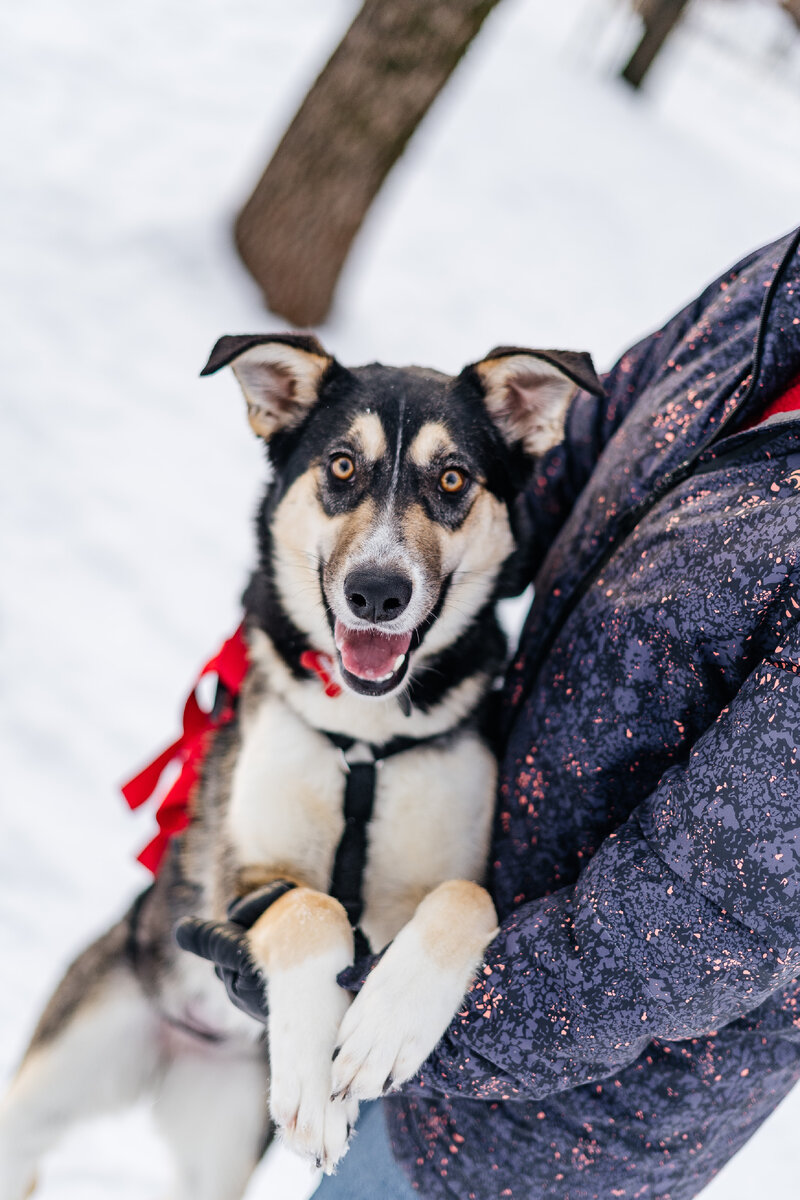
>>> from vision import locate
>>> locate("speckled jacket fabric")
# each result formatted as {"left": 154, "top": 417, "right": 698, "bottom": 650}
{"left": 386, "top": 228, "right": 800, "bottom": 1198}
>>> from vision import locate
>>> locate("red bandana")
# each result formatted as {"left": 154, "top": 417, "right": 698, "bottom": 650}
{"left": 122, "top": 626, "right": 342, "bottom": 872}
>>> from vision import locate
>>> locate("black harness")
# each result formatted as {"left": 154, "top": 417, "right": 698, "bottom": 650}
{"left": 320, "top": 729, "right": 445, "bottom": 957}
{"left": 169, "top": 720, "right": 454, "bottom": 1036}
{"left": 212, "top": 675, "right": 467, "bottom": 955}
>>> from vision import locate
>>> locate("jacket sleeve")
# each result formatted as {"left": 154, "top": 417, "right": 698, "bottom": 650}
{"left": 411, "top": 621, "right": 800, "bottom": 1102}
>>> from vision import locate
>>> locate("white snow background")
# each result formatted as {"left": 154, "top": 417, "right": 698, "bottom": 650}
{"left": 2, "top": 0, "right": 800, "bottom": 1195}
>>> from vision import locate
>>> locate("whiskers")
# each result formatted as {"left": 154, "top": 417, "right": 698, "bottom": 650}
{"left": 287, "top": 552, "right": 325, "bottom": 603}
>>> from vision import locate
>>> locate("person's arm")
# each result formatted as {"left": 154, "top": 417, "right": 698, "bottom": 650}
{"left": 177, "top": 626, "right": 800, "bottom": 1099}
{"left": 406, "top": 620, "right": 800, "bottom": 1101}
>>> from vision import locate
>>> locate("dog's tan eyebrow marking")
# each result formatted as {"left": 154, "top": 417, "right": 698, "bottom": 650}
{"left": 408, "top": 421, "right": 456, "bottom": 467}
{"left": 346, "top": 413, "right": 387, "bottom": 461}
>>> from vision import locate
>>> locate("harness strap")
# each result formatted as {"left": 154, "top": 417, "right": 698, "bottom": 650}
{"left": 327, "top": 741, "right": 379, "bottom": 957}
{"left": 321, "top": 727, "right": 455, "bottom": 956}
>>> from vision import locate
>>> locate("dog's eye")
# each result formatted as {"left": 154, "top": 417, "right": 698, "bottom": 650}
{"left": 439, "top": 468, "right": 467, "bottom": 494}
{"left": 330, "top": 455, "right": 355, "bottom": 482}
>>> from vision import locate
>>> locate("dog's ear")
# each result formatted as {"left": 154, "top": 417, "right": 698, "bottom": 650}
{"left": 201, "top": 333, "right": 333, "bottom": 440}
{"left": 468, "top": 347, "right": 605, "bottom": 456}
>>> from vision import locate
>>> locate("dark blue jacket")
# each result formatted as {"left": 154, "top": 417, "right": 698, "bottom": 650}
{"left": 387, "top": 228, "right": 800, "bottom": 1198}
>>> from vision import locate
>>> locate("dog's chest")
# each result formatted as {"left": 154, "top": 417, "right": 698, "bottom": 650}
{"left": 227, "top": 694, "right": 497, "bottom": 951}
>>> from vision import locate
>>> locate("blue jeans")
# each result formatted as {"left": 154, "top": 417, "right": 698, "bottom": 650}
{"left": 311, "top": 1102, "right": 416, "bottom": 1198}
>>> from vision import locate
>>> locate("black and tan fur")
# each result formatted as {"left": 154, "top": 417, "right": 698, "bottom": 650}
{"left": 0, "top": 335, "right": 603, "bottom": 1197}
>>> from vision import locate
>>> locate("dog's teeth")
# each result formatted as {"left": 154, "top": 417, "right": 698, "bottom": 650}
{"left": 394, "top": 654, "right": 406, "bottom": 670}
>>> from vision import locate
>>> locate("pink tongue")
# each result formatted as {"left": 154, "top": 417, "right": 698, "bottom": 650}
{"left": 334, "top": 620, "right": 412, "bottom": 681}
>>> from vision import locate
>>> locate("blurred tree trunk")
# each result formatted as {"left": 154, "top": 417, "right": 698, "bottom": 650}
{"left": 780, "top": 0, "right": 800, "bottom": 31}
{"left": 234, "top": 0, "right": 503, "bottom": 326}
{"left": 621, "top": 0, "right": 691, "bottom": 90}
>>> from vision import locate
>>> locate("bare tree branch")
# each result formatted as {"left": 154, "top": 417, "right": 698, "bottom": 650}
{"left": 621, "top": 0, "right": 691, "bottom": 90}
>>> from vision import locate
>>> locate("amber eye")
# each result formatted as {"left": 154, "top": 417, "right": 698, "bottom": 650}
{"left": 439, "top": 468, "right": 467, "bottom": 494}
{"left": 330, "top": 455, "right": 355, "bottom": 481}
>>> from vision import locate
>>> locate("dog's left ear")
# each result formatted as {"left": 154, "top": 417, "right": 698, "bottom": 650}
{"left": 469, "top": 347, "right": 605, "bottom": 456}
{"left": 200, "top": 333, "right": 334, "bottom": 441}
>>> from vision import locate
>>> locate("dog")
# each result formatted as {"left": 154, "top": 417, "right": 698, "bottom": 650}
{"left": 0, "top": 333, "right": 603, "bottom": 1198}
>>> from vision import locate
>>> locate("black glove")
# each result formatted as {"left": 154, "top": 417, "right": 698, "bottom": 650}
{"left": 174, "top": 880, "right": 296, "bottom": 1024}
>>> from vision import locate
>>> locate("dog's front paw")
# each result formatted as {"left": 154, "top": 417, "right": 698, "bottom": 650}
{"left": 270, "top": 1072, "right": 358, "bottom": 1174}
{"left": 246, "top": 886, "right": 359, "bottom": 1171}
{"left": 329, "top": 942, "right": 468, "bottom": 1102}
{"left": 267, "top": 956, "right": 359, "bottom": 1172}
{"left": 331, "top": 882, "right": 497, "bottom": 1102}
{"left": 330, "top": 959, "right": 450, "bottom": 1101}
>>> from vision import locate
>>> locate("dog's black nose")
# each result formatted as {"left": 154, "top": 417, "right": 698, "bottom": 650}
{"left": 344, "top": 568, "right": 412, "bottom": 623}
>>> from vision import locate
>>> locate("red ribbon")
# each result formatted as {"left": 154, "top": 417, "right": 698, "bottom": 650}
{"left": 121, "top": 624, "right": 250, "bottom": 873}
{"left": 299, "top": 649, "right": 342, "bottom": 697}
{"left": 122, "top": 626, "right": 343, "bottom": 873}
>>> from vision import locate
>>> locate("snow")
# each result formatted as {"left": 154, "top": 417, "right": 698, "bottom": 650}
{"left": 1, "top": 0, "right": 799, "bottom": 1195}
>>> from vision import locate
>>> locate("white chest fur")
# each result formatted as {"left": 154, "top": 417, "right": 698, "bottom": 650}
{"left": 227, "top": 692, "right": 497, "bottom": 953}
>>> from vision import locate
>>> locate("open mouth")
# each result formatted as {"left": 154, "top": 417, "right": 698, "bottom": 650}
{"left": 334, "top": 619, "right": 413, "bottom": 697}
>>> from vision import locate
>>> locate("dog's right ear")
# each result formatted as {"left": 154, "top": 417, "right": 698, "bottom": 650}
{"left": 201, "top": 333, "right": 333, "bottom": 441}
{"left": 468, "top": 347, "right": 605, "bottom": 457}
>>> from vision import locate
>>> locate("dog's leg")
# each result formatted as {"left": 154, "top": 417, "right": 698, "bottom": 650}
{"left": 247, "top": 886, "right": 359, "bottom": 1172}
{"left": 330, "top": 880, "right": 498, "bottom": 1102}
{"left": 0, "top": 926, "right": 160, "bottom": 1200}
{"left": 153, "top": 1044, "right": 271, "bottom": 1200}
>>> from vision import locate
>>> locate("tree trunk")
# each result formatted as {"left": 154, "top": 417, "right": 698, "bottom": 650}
{"left": 780, "top": 0, "right": 800, "bottom": 32}
{"left": 234, "top": 0, "right": 503, "bottom": 327}
{"left": 621, "top": 0, "right": 691, "bottom": 90}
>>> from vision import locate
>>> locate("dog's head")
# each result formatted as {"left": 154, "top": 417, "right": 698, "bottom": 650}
{"left": 202, "top": 334, "right": 603, "bottom": 700}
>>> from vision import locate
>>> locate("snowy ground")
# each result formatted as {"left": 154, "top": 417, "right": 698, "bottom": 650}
{"left": 1, "top": 0, "right": 800, "bottom": 1195}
